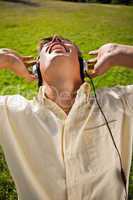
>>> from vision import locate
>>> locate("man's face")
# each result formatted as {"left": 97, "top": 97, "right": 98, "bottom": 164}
{"left": 39, "top": 35, "right": 81, "bottom": 85}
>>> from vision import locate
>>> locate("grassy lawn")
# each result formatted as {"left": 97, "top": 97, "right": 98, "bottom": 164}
{"left": 0, "top": 0, "right": 133, "bottom": 199}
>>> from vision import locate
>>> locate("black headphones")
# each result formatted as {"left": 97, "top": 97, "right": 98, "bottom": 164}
{"left": 32, "top": 56, "right": 87, "bottom": 87}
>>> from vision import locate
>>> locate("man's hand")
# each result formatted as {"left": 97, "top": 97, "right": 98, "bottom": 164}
{"left": 88, "top": 43, "right": 118, "bottom": 77}
{"left": 88, "top": 43, "right": 133, "bottom": 77}
{"left": 0, "top": 48, "right": 36, "bottom": 81}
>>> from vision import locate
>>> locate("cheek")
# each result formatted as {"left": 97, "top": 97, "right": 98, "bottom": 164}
{"left": 73, "top": 56, "right": 81, "bottom": 75}
{"left": 76, "top": 57, "right": 80, "bottom": 66}
{"left": 40, "top": 59, "right": 46, "bottom": 73}
{"left": 39, "top": 56, "right": 49, "bottom": 77}
{"left": 70, "top": 48, "right": 80, "bottom": 66}
{"left": 72, "top": 55, "right": 80, "bottom": 69}
{"left": 39, "top": 64, "right": 45, "bottom": 78}
{"left": 40, "top": 54, "right": 49, "bottom": 72}
{"left": 40, "top": 47, "right": 48, "bottom": 66}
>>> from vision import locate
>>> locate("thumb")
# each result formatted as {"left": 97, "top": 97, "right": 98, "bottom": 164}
{"left": 90, "top": 56, "right": 110, "bottom": 77}
{"left": 88, "top": 49, "right": 99, "bottom": 56}
{"left": 24, "top": 73, "right": 36, "bottom": 82}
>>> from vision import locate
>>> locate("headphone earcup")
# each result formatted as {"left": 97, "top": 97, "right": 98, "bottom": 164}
{"left": 32, "top": 62, "right": 42, "bottom": 87}
{"left": 32, "top": 63, "right": 39, "bottom": 79}
{"left": 36, "top": 63, "right": 43, "bottom": 87}
{"left": 79, "top": 57, "right": 85, "bottom": 82}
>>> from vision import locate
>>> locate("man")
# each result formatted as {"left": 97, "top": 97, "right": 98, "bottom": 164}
{"left": 0, "top": 35, "right": 133, "bottom": 200}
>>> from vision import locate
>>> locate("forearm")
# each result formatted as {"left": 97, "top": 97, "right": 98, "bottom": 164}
{"left": 115, "top": 44, "right": 133, "bottom": 69}
{"left": 0, "top": 54, "right": 10, "bottom": 69}
{"left": 0, "top": 49, "right": 35, "bottom": 81}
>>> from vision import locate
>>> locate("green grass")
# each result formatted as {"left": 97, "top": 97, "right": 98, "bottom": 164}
{"left": 0, "top": 0, "right": 133, "bottom": 199}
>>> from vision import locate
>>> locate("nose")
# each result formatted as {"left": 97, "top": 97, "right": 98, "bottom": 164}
{"left": 51, "top": 35, "right": 62, "bottom": 43}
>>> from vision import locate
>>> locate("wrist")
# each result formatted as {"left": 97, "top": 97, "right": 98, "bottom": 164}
{"left": 115, "top": 44, "right": 133, "bottom": 68}
{"left": 6, "top": 54, "right": 20, "bottom": 69}
{"left": 0, "top": 53, "right": 12, "bottom": 69}
{"left": 106, "top": 44, "right": 121, "bottom": 67}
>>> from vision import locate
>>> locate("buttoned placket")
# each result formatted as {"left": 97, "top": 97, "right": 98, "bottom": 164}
{"left": 62, "top": 84, "right": 91, "bottom": 200}
{"left": 36, "top": 82, "right": 91, "bottom": 200}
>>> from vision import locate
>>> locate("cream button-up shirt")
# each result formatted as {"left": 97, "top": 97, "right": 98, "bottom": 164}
{"left": 0, "top": 82, "right": 133, "bottom": 200}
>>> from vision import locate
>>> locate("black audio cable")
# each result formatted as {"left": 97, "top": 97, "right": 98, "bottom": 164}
{"left": 84, "top": 70, "right": 128, "bottom": 200}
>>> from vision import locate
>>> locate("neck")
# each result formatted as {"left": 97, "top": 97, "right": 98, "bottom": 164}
{"left": 43, "top": 81, "right": 82, "bottom": 114}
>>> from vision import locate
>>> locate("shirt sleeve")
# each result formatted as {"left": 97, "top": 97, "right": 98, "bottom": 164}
{"left": 120, "top": 85, "right": 133, "bottom": 116}
{"left": 0, "top": 95, "right": 8, "bottom": 145}
{"left": 0, "top": 95, "right": 29, "bottom": 145}
{"left": 97, "top": 84, "right": 133, "bottom": 117}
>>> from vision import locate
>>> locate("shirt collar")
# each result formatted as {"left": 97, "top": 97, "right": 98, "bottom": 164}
{"left": 36, "top": 82, "right": 91, "bottom": 105}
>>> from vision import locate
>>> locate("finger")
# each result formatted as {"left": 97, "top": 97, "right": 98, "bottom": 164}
{"left": 21, "top": 56, "right": 35, "bottom": 62}
{"left": 24, "top": 73, "right": 37, "bottom": 82}
{"left": 87, "top": 58, "right": 97, "bottom": 66}
{"left": 88, "top": 49, "right": 99, "bottom": 56}
{"left": 87, "top": 58, "right": 97, "bottom": 63}
{"left": 28, "top": 74, "right": 37, "bottom": 81}
{"left": 87, "top": 63, "right": 95, "bottom": 69}
{"left": 2, "top": 48, "right": 18, "bottom": 54}
{"left": 11, "top": 57, "right": 37, "bottom": 81}
{"left": 86, "top": 58, "right": 97, "bottom": 70}
{"left": 93, "top": 56, "right": 110, "bottom": 76}
{"left": 24, "top": 60, "right": 37, "bottom": 68}
{"left": 89, "top": 72, "right": 98, "bottom": 78}
{"left": 85, "top": 69, "right": 98, "bottom": 78}
{"left": 86, "top": 69, "right": 95, "bottom": 74}
{"left": 3, "top": 50, "right": 21, "bottom": 59}
{"left": 88, "top": 72, "right": 98, "bottom": 78}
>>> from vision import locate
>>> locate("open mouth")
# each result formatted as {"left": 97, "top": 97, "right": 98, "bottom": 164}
{"left": 47, "top": 42, "right": 68, "bottom": 54}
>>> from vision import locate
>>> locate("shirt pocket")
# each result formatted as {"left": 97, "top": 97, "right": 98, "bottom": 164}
{"left": 83, "top": 119, "right": 117, "bottom": 143}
